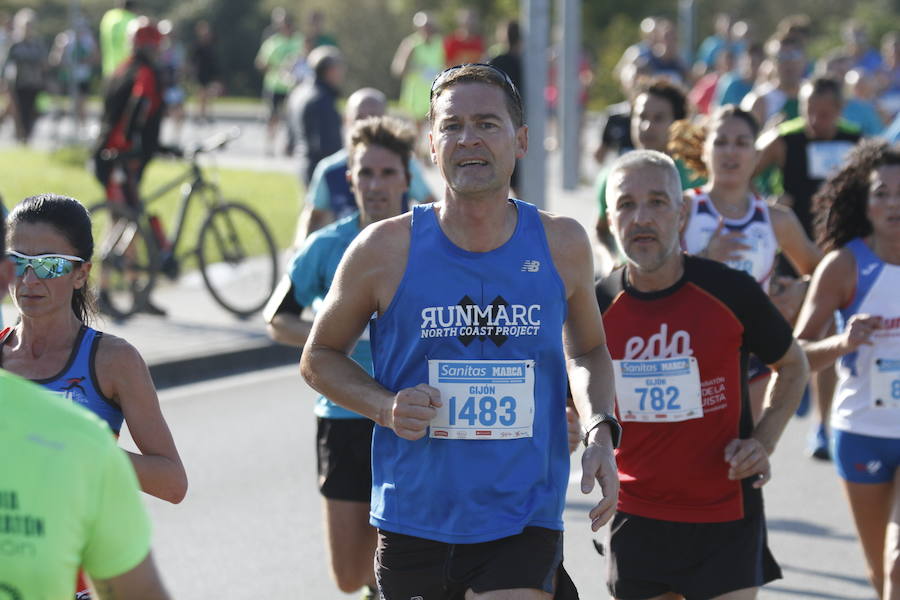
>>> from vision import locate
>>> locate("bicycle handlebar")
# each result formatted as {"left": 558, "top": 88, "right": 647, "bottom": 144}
{"left": 98, "top": 145, "right": 182, "bottom": 162}
{"left": 98, "top": 128, "right": 241, "bottom": 164}
{"left": 189, "top": 127, "right": 242, "bottom": 158}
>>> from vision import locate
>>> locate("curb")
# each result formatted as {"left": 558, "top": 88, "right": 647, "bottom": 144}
{"left": 149, "top": 342, "right": 300, "bottom": 390}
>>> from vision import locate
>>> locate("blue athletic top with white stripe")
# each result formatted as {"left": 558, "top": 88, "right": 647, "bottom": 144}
{"left": 369, "top": 199, "right": 570, "bottom": 544}
{"left": 0, "top": 326, "right": 124, "bottom": 435}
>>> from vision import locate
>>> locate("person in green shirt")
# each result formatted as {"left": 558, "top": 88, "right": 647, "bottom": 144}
{"left": 255, "top": 12, "right": 304, "bottom": 156}
{"left": 0, "top": 214, "right": 169, "bottom": 599}
{"left": 391, "top": 11, "right": 444, "bottom": 131}
{"left": 595, "top": 77, "right": 704, "bottom": 264}
{"left": 98, "top": 0, "right": 136, "bottom": 78}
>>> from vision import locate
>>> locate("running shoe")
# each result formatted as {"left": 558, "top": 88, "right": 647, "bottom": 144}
{"left": 160, "top": 252, "right": 179, "bottom": 280}
{"left": 795, "top": 386, "right": 811, "bottom": 417}
{"left": 807, "top": 423, "right": 831, "bottom": 461}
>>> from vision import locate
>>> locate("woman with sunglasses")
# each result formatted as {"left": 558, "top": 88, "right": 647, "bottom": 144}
{"left": 795, "top": 140, "right": 900, "bottom": 599}
{"left": 2, "top": 195, "right": 187, "bottom": 594}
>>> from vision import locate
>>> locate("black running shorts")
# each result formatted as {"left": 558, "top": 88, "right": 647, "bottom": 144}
{"left": 608, "top": 511, "right": 782, "bottom": 600}
{"left": 376, "top": 527, "right": 579, "bottom": 599}
{"left": 315, "top": 417, "right": 373, "bottom": 502}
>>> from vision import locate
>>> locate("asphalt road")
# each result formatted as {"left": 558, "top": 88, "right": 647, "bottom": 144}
{"left": 120, "top": 366, "right": 876, "bottom": 600}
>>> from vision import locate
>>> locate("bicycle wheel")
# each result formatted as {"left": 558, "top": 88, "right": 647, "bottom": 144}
{"left": 89, "top": 202, "right": 160, "bottom": 318}
{"left": 196, "top": 201, "right": 278, "bottom": 318}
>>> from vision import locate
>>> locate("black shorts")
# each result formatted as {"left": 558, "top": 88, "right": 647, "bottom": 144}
{"left": 265, "top": 90, "right": 287, "bottom": 119}
{"left": 608, "top": 511, "right": 781, "bottom": 600}
{"left": 747, "top": 354, "right": 772, "bottom": 383}
{"left": 376, "top": 527, "right": 578, "bottom": 600}
{"left": 315, "top": 417, "right": 373, "bottom": 502}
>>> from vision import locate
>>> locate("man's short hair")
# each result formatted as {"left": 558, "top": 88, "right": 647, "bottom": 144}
{"left": 767, "top": 31, "right": 804, "bottom": 57}
{"left": 801, "top": 76, "right": 843, "bottom": 105}
{"left": 428, "top": 63, "right": 524, "bottom": 128}
{"left": 632, "top": 77, "right": 688, "bottom": 120}
{"left": 346, "top": 87, "right": 387, "bottom": 121}
{"left": 348, "top": 116, "right": 416, "bottom": 184}
{"left": 309, "top": 45, "right": 343, "bottom": 80}
{"left": 606, "top": 149, "right": 682, "bottom": 208}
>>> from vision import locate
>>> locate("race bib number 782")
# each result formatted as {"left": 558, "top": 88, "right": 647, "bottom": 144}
{"left": 613, "top": 357, "right": 703, "bottom": 422}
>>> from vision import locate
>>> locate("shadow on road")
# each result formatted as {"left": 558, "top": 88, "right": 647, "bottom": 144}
{"left": 780, "top": 563, "right": 872, "bottom": 588}
{"left": 764, "top": 584, "right": 875, "bottom": 600}
{"left": 767, "top": 518, "right": 857, "bottom": 541}
{"left": 764, "top": 562, "right": 875, "bottom": 600}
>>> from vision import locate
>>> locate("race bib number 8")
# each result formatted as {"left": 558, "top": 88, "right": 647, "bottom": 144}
{"left": 428, "top": 359, "right": 535, "bottom": 439}
{"left": 807, "top": 141, "right": 855, "bottom": 180}
{"left": 613, "top": 357, "right": 703, "bottom": 422}
{"left": 872, "top": 357, "right": 900, "bottom": 409}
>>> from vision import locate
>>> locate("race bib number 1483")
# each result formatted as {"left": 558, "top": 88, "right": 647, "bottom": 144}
{"left": 428, "top": 359, "right": 535, "bottom": 440}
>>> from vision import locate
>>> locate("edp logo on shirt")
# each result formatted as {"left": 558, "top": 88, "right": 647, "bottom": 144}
{"left": 624, "top": 323, "right": 694, "bottom": 360}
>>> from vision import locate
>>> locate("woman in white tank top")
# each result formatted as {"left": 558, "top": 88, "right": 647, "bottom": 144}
{"left": 675, "top": 105, "right": 821, "bottom": 291}
{"left": 795, "top": 140, "right": 900, "bottom": 599}
{"left": 672, "top": 105, "right": 822, "bottom": 421}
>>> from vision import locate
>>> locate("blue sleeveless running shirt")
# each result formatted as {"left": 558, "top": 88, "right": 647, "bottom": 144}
{"left": 1, "top": 326, "right": 124, "bottom": 435}
{"left": 369, "top": 200, "right": 570, "bottom": 544}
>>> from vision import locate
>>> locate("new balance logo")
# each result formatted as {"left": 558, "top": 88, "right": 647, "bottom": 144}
{"left": 521, "top": 260, "right": 540, "bottom": 272}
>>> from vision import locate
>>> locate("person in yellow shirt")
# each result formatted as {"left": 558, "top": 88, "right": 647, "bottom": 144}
{"left": 99, "top": 0, "right": 137, "bottom": 78}
{"left": 0, "top": 207, "right": 169, "bottom": 598}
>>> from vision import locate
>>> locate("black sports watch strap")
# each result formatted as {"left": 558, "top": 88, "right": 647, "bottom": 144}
{"left": 582, "top": 413, "right": 622, "bottom": 449}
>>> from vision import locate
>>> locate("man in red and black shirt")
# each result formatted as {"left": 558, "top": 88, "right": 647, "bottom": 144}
{"left": 595, "top": 149, "right": 809, "bottom": 600}
{"left": 93, "top": 17, "right": 164, "bottom": 206}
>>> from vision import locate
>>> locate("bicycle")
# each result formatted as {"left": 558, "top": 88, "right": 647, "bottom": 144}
{"left": 90, "top": 128, "right": 279, "bottom": 319}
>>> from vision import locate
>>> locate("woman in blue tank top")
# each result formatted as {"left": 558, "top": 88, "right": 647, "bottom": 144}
{"left": 1, "top": 195, "right": 187, "bottom": 508}
{"left": 795, "top": 140, "right": 900, "bottom": 600}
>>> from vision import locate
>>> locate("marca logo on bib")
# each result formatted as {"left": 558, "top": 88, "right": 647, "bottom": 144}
{"left": 624, "top": 324, "right": 694, "bottom": 360}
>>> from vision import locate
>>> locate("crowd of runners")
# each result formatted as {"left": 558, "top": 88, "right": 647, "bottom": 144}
{"left": 1, "top": 5, "right": 900, "bottom": 600}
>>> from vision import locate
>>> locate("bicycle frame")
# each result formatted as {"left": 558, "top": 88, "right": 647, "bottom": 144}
{"left": 139, "top": 159, "right": 225, "bottom": 263}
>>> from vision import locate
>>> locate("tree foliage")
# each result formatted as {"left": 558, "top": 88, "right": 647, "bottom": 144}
{"left": 14, "top": 0, "right": 900, "bottom": 104}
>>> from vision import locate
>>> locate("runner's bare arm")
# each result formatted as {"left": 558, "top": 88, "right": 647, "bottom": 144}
{"left": 390, "top": 35, "right": 414, "bottom": 79}
{"left": 744, "top": 93, "right": 767, "bottom": 133}
{"left": 544, "top": 213, "right": 619, "bottom": 530}
{"left": 300, "top": 216, "right": 437, "bottom": 439}
{"left": 267, "top": 312, "right": 313, "bottom": 347}
{"left": 753, "top": 128, "right": 786, "bottom": 175}
{"left": 293, "top": 205, "right": 334, "bottom": 248}
{"left": 725, "top": 338, "right": 808, "bottom": 487}
{"left": 543, "top": 214, "right": 615, "bottom": 419}
{"left": 96, "top": 336, "right": 188, "bottom": 504}
{"left": 770, "top": 203, "right": 822, "bottom": 275}
{"left": 263, "top": 274, "right": 313, "bottom": 347}
{"left": 90, "top": 553, "right": 170, "bottom": 600}
{"left": 754, "top": 339, "right": 809, "bottom": 454}
{"left": 794, "top": 248, "right": 874, "bottom": 371}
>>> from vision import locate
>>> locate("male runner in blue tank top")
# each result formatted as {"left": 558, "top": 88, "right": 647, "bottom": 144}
{"left": 301, "top": 63, "right": 620, "bottom": 599}
{"left": 265, "top": 115, "right": 416, "bottom": 600}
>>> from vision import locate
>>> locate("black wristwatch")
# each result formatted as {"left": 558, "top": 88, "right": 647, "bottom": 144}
{"left": 582, "top": 413, "right": 622, "bottom": 449}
